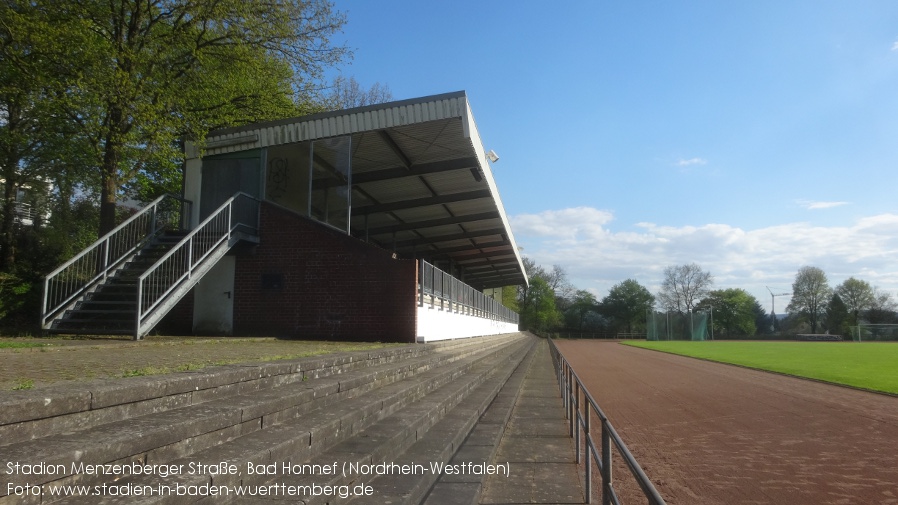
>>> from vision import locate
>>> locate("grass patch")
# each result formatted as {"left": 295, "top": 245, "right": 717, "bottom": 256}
{"left": 12, "top": 378, "right": 34, "bottom": 390}
{"left": 0, "top": 342, "right": 50, "bottom": 349}
{"left": 623, "top": 341, "right": 898, "bottom": 395}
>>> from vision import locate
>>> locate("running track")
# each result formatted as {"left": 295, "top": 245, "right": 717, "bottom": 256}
{"left": 554, "top": 340, "right": 898, "bottom": 505}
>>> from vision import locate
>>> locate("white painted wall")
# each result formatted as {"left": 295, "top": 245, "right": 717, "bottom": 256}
{"left": 416, "top": 305, "right": 519, "bottom": 343}
{"left": 193, "top": 256, "right": 235, "bottom": 335}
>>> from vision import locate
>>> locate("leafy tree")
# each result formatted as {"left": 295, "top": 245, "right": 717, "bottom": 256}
{"left": 751, "top": 298, "right": 769, "bottom": 335}
{"left": 824, "top": 293, "right": 849, "bottom": 337}
{"left": 21, "top": 0, "right": 350, "bottom": 236}
{"left": 521, "top": 277, "right": 561, "bottom": 333}
{"left": 600, "top": 279, "right": 654, "bottom": 333}
{"left": 565, "top": 290, "right": 598, "bottom": 331}
{"left": 697, "top": 288, "right": 759, "bottom": 338}
{"left": 657, "top": 263, "right": 713, "bottom": 314}
{"left": 835, "top": 277, "right": 875, "bottom": 327}
{"left": 786, "top": 266, "right": 831, "bottom": 333}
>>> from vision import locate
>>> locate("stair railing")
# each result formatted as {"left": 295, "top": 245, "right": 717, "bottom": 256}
{"left": 41, "top": 194, "right": 192, "bottom": 329}
{"left": 136, "top": 192, "right": 260, "bottom": 338}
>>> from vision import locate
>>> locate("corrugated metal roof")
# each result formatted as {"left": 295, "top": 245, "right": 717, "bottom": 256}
{"left": 197, "top": 91, "right": 526, "bottom": 289}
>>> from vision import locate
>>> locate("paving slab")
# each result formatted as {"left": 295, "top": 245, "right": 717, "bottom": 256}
{"left": 480, "top": 339, "right": 584, "bottom": 504}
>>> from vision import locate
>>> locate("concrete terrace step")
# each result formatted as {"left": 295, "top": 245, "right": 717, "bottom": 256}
{"left": 0, "top": 334, "right": 531, "bottom": 504}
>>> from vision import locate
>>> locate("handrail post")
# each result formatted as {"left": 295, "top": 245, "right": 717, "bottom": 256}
{"left": 575, "top": 381, "right": 581, "bottom": 464}
{"left": 135, "top": 279, "right": 143, "bottom": 341}
{"left": 418, "top": 258, "right": 424, "bottom": 307}
{"left": 602, "top": 420, "right": 612, "bottom": 505}
{"left": 585, "top": 405, "right": 592, "bottom": 503}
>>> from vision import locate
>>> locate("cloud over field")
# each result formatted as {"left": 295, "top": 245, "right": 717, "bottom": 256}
{"left": 510, "top": 207, "right": 898, "bottom": 303}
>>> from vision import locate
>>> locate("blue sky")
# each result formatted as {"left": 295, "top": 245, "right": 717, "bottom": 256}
{"left": 331, "top": 1, "right": 898, "bottom": 309}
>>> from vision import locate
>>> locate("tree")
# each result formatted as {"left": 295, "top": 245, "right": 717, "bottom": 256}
{"left": 327, "top": 76, "right": 393, "bottom": 109}
{"left": 23, "top": 0, "right": 350, "bottom": 236}
{"left": 824, "top": 293, "right": 849, "bottom": 337}
{"left": 786, "top": 266, "right": 831, "bottom": 334}
{"left": 864, "top": 288, "right": 898, "bottom": 324}
{"left": 601, "top": 279, "right": 655, "bottom": 333}
{"left": 751, "top": 298, "right": 769, "bottom": 335}
{"left": 835, "top": 277, "right": 875, "bottom": 327}
{"left": 565, "top": 290, "right": 598, "bottom": 331}
{"left": 520, "top": 277, "right": 561, "bottom": 333}
{"left": 697, "top": 288, "right": 759, "bottom": 338}
{"left": 657, "top": 263, "right": 713, "bottom": 314}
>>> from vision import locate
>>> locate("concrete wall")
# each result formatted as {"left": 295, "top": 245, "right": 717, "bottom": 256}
{"left": 232, "top": 203, "right": 418, "bottom": 342}
{"left": 416, "top": 306, "right": 519, "bottom": 342}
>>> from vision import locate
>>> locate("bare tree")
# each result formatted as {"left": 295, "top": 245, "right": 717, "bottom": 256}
{"left": 327, "top": 76, "right": 393, "bottom": 109}
{"left": 657, "top": 263, "right": 713, "bottom": 314}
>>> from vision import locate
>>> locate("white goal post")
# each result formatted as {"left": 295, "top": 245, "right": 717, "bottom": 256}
{"left": 851, "top": 324, "right": 898, "bottom": 342}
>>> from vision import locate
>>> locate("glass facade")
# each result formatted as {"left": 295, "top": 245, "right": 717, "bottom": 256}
{"left": 264, "top": 136, "right": 352, "bottom": 233}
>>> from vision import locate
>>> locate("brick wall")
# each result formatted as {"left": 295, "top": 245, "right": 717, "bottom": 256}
{"left": 232, "top": 203, "right": 417, "bottom": 342}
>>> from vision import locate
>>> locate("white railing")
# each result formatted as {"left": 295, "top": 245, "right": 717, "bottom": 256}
{"left": 418, "top": 260, "right": 519, "bottom": 324}
{"left": 136, "top": 192, "right": 259, "bottom": 338}
{"left": 41, "top": 194, "right": 191, "bottom": 329}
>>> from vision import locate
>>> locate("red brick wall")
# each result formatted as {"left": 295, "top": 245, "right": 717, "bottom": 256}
{"left": 232, "top": 203, "right": 417, "bottom": 342}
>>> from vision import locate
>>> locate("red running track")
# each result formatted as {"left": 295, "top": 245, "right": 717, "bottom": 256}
{"left": 554, "top": 340, "right": 898, "bottom": 505}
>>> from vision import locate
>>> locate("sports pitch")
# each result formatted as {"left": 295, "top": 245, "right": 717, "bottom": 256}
{"left": 624, "top": 340, "right": 898, "bottom": 395}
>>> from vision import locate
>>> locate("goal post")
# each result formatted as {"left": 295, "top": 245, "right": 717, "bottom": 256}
{"left": 850, "top": 324, "right": 898, "bottom": 342}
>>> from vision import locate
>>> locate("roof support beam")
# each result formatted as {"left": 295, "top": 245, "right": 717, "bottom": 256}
{"left": 355, "top": 189, "right": 491, "bottom": 215}
{"left": 378, "top": 130, "right": 412, "bottom": 168}
{"left": 394, "top": 227, "right": 506, "bottom": 249}
{"left": 366, "top": 211, "right": 500, "bottom": 236}
{"left": 354, "top": 156, "right": 479, "bottom": 184}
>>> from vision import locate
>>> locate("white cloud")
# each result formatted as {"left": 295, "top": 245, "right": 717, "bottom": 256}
{"left": 675, "top": 157, "right": 707, "bottom": 167}
{"left": 891, "top": 40, "right": 898, "bottom": 51}
{"left": 510, "top": 206, "right": 898, "bottom": 307}
{"left": 797, "top": 200, "right": 849, "bottom": 210}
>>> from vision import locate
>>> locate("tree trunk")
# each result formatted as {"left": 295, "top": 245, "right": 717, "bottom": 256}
{"left": 99, "top": 107, "right": 123, "bottom": 237}
{"left": 0, "top": 169, "right": 17, "bottom": 271}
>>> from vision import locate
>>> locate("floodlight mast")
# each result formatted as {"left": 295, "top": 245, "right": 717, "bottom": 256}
{"left": 767, "top": 286, "right": 791, "bottom": 332}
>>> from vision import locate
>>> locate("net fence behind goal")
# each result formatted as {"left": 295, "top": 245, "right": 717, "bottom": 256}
{"left": 646, "top": 310, "right": 710, "bottom": 341}
{"left": 850, "top": 324, "right": 898, "bottom": 341}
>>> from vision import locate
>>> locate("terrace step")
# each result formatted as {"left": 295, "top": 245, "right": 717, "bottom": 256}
{"left": 0, "top": 334, "right": 533, "bottom": 505}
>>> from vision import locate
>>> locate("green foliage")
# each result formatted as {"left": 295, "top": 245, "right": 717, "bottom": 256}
{"left": 564, "top": 290, "right": 599, "bottom": 331}
{"left": 625, "top": 341, "right": 898, "bottom": 395}
{"left": 824, "top": 293, "right": 850, "bottom": 336}
{"left": 835, "top": 277, "right": 874, "bottom": 327}
{"left": 520, "top": 277, "right": 561, "bottom": 333}
{"left": 786, "top": 266, "right": 832, "bottom": 333}
{"left": 5, "top": 0, "right": 350, "bottom": 236}
{"left": 12, "top": 377, "right": 34, "bottom": 390}
{"left": 697, "top": 288, "right": 760, "bottom": 338}
{"left": 601, "top": 279, "right": 654, "bottom": 333}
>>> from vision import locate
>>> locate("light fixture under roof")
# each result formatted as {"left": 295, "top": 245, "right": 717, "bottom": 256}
{"left": 486, "top": 150, "right": 499, "bottom": 163}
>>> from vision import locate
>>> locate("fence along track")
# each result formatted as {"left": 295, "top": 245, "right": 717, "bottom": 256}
{"left": 548, "top": 338, "right": 667, "bottom": 505}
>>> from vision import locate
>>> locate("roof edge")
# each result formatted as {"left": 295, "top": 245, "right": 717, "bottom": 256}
{"left": 208, "top": 91, "right": 469, "bottom": 138}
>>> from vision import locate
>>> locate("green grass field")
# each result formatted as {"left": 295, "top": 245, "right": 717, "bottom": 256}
{"left": 623, "top": 341, "right": 898, "bottom": 395}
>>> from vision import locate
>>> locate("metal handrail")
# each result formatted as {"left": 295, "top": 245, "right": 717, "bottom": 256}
{"left": 41, "top": 194, "right": 191, "bottom": 328}
{"left": 547, "top": 338, "right": 667, "bottom": 505}
{"left": 417, "top": 259, "right": 519, "bottom": 324}
{"left": 136, "top": 192, "right": 259, "bottom": 338}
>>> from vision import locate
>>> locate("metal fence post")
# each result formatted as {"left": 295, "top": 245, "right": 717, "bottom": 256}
{"left": 585, "top": 405, "right": 592, "bottom": 503}
{"left": 602, "top": 421, "right": 612, "bottom": 505}
{"left": 575, "top": 381, "right": 581, "bottom": 464}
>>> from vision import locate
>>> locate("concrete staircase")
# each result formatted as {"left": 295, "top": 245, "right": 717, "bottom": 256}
{"left": 47, "top": 231, "right": 189, "bottom": 336}
{"left": 0, "top": 333, "right": 538, "bottom": 505}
